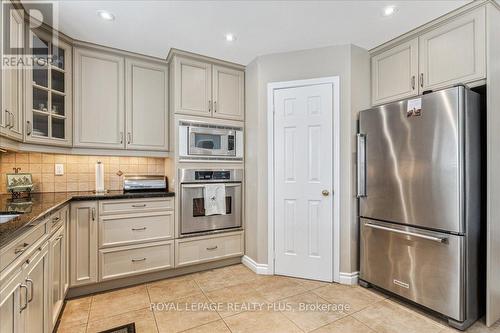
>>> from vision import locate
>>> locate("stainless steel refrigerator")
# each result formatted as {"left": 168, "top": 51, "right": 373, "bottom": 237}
{"left": 357, "top": 86, "right": 481, "bottom": 330}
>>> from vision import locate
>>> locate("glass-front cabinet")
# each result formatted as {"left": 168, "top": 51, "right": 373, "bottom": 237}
{"left": 25, "top": 29, "right": 72, "bottom": 146}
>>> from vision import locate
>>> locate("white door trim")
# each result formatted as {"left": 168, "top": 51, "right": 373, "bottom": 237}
{"left": 267, "top": 76, "right": 340, "bottom": 282}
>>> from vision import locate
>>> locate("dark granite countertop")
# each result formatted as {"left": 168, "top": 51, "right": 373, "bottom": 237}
{"left": 0, "top": 191, "right": 175, "bottom": 248}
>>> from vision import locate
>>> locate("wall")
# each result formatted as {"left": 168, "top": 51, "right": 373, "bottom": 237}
{"left": 244, "top": 44, "right": 370, "bottom": 274}
{"left": 0, "top": 152, "right": 167, "bottom": 193}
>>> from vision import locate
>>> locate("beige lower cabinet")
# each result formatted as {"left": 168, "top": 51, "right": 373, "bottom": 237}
{"left": 0, "top": 243, "right": 51, "bottom": 333}
{"left": 175, "top": 231, "right": 244, "bottom": 267}
{"left": 99, "top": 197, "right": 173, "bottom": 215}
{"left": 0, "top": 267, "right": 22, "bottom": 333}
{"left": 99, "top": 211, "right": 174, "bottom": 248}
{"left": 22, "top": 243, "right": 50, "bottom": 333}
{"left": 70, "top": 201, "right": 98, "bottom": 286}
{"left": 48, "top": 223, "right": 67, "bottom": 330}
{"left": 99, "top": 240, "right": 174, "bottom": 281}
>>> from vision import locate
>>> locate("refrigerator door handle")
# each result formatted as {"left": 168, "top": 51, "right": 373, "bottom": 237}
{"left": 365, "top": 223, "right": 448, "bottom": 243}
{"left": 357, "top": 133, "right": 367, "bottom": 198}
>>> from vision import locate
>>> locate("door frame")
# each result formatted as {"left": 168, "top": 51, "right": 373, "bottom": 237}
{"left": 267, "top": 76, "right": 340, "bottom": 282}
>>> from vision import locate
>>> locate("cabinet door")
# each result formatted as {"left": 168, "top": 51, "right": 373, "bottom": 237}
{"left": 0, "top": 5, "right": 24, "bottom": 141}
{"left": 74, "top": 48, "right": 125, "bottom": 149}
{"left": 0, "top": 269, "right": 22, "bottom": 333}
{"left": 174, "top": 56, "right": 212, "bottom": 117}
{"left": 371, "top": 38, "right": 418, "bottom": 105}
{"left": 24, "top": 245, "right": 49, "bottom": 333}
{"left": 25, "top": 30, "right": 72, "bottom": 146}
{"left": 419, "top": 6, "right": 486, "bottom": 91}
{"left": 48, "top": 226, "right": 64, "bottom": 329}
{"left": 212, "top": 65, "right": 244, "bottom": 121}
{"left": 125, "top": 59, "right": 169, "bottom": 151}
{"left": 62, "top": 207, "right": 69, "bottom": 295}
{"left": 70, "top": 202, "right": 98, "bottom": 286}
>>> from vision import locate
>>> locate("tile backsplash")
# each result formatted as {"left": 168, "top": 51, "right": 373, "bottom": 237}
{"left": 0, "top": 152, "right": 167, "bottom": 194}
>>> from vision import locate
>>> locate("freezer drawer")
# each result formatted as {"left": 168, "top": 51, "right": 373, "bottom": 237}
{"left": 360, "top": 218, "right": 464, "bottom": 321}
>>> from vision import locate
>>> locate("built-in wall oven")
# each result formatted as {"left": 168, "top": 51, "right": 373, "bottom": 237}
{"left": 179, "top": 168, "right": 242, "bottom": 235}
{"left": 179, "top": 121, "right": 243, "bottom": 161}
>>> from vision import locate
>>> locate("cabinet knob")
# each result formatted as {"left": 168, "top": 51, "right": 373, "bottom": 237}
{"left": 322, "top": 190, "right": 330, "bottom": 196}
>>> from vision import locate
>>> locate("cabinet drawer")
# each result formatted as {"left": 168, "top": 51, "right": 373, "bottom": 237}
{"left": 0, "top": 221, "right": 46, "bottom": 272}
{"left": 175, "top": 231, "right": 244, "bottom": 267}
{"left": 48, "top": 206, "right": 67, "bottom": 233}
{"left": 99, "top": 198, "right": 173, "bottom": 215}
{"left": 99, "top": 211, "right": 174, "bottom": 248}
{"left": 99, "top": 241, "right": 174, "bottom": 281}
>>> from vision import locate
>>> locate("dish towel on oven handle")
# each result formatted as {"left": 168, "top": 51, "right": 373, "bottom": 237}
{"left": 204, "top": 184, "right": 226, "bottom": 216}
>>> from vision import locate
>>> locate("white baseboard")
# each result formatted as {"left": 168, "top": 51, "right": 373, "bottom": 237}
{"left": 241, "top": 255, "right": 271, "bottom": 275}
{"left": 339, "top": 271, "right": 359, "bottom": 285}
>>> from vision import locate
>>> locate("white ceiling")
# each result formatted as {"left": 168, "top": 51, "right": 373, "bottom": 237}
{"left": 30, "top": 0, "right": 470, "bottom": 65}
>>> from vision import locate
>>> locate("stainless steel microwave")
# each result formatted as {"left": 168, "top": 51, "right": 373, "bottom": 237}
{"left": 179, "top": 121, "right": 243, "bottom": 160}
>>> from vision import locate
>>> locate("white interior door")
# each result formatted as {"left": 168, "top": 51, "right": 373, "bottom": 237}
{"left": 273, "top": 83, "right": 333, "bottom": 282}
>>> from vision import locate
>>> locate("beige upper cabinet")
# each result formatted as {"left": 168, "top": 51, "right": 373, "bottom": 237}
{"left": 73, "top": 47, "right": 125, "bottom": 149}
{"left": 70, "top": 201, "right": 98, "bottom": 287}
{"left": 173, "top": 54, "right": 245, "bottom": 121}
{"left": 1, "top": 5, "right": 24, "bottom": 141}
{"left": 371, "top": 5, "right": 487, "bottom": 105}
{"left": 25, "top": 29, "right": 73, "bottom": 147}
{"left": 419, "top": 6, "right": 486, "bottom": 91}
{"left": 371, "top": 38, "right": 419, "bottom": 105}
{"left": 174, "top": 56, "right": 212, "bottom": 117}
{"left": 212, "top": 65, "right": 245, "bottom": 120}
{"left": 125, "top": 58, "right": 169, "bottom": 151}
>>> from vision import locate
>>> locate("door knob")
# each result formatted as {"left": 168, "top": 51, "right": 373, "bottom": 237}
{"left": 322, "top": 190, "right": 330, "bottom": 196}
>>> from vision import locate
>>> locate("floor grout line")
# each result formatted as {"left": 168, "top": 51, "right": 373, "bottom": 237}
{"left": 145, "top": 283, "right": 161, "bottom": 333}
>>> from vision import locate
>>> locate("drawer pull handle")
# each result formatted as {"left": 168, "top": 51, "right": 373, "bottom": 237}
{"left": 19, "top": 284, "right": 28, "bottom": 312}
{"left": 56, "top": 235, "right": 63, "bottom": 241}
{"left": 14, "top": 243, "right": 29, "bottom": 254}
{"left": 132, "top": 204, "right": 147, "bottom": 208}
{"left": 131, "top": 258, "right": 146, "bottom": 262}
{"left": 132, "top": 227, "right": 147, "bottom": 231}
{"left": 206, "top": 246, "right": 218, "bottom": 251}
{"left": 365, "top": 223, "right": 447, "bottom": 243}
{"left": 52, "top": 217, "right": 60, "bottom": 223}
{"left": 26, "top": 278, "right": 33, "bottom": 303}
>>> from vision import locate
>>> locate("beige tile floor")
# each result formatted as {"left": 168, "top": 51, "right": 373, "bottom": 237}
{"left": 56, "top": 264, "right": 500, "bottom": 333}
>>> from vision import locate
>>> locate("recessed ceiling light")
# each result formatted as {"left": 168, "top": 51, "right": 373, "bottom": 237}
{"left": 383, "top": 6, "right": 396, "bottom": 16}
{"left": 97, "top": 10, "right": 115, "bottom": 21}
{"left": 225, "top": 33, "right": 236, "bottom": 42}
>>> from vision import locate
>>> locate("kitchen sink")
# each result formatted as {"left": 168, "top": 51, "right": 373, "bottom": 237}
{"left": 0, "top": 214, "right": 20, "bottom": 224}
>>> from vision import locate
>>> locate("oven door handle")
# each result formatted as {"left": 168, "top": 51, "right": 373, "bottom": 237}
{"left": 181, "top": 183, "right": 241, "bottom": 188}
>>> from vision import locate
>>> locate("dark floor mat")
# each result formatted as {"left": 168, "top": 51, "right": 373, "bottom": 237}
{"left": 98, "top": 323, "right": 136, "bottom": 333}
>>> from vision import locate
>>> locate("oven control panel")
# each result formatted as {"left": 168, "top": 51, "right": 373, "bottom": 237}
{"left": 194, "top": 171, "right": 231, "bottom": 180}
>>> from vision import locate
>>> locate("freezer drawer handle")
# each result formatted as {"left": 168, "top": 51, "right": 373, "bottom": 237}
{"left": 365, "top": 223, "right": 447, "bottom": 243}
{"left": 356, "top": 133, "right": 367, "bottom": 198}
